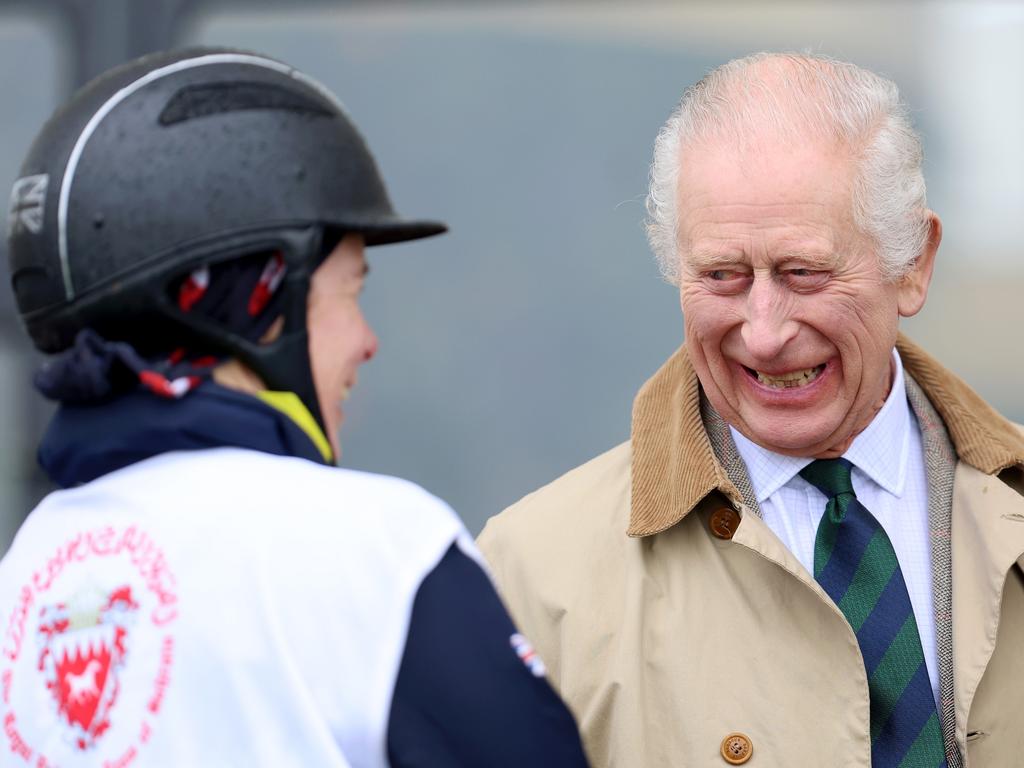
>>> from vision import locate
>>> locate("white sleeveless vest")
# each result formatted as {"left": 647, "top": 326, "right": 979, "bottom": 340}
{"left": 0, "top": 448, "right": 469, "bottom": 767}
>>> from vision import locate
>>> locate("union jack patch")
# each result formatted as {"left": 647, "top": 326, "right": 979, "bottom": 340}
{"left": 8, "top": 174, "right": 48, "bottom": 235}
{"left": 510, "top": 632, "right": 547, "bottom": 678}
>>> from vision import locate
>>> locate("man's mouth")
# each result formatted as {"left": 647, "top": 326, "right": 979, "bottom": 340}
{"left": 745, "top": 364, "right": 826, "bottom": 389}
{"left": 339, "top": 379, "right": 356, "bottom": 403}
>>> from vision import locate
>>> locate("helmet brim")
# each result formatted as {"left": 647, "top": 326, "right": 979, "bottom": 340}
{"left": 361, "top": 218, "right": 448, "bottom": 246}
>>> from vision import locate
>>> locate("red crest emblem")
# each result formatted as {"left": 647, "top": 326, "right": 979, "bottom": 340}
{"left": 35, "top": 585, "right": 139, "bottom": 750}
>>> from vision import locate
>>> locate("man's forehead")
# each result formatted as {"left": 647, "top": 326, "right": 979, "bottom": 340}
{"left": 675, "top": 137, "right": 861, "bottom": 266}
{"left": 676, "top": 136, "right": 857, "bottom": 236}
{"left": 678, "top": 135, "right": 854, "bottom": 193}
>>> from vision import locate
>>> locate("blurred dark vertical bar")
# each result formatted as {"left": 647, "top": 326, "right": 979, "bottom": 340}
{"left": 56, "top": 0, "right": 197, "bottom": 88}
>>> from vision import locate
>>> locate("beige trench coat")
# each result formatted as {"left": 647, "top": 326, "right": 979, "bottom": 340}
{"left": 479, "top": 337, "right": 1024, "bottom": 767}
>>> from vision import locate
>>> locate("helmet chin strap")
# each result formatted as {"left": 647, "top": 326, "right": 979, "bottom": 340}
{"left": 157, "top": 225, "right": 330, "bottom": 442}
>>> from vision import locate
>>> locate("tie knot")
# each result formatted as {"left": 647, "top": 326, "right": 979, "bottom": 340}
{"left": 799, "top": 458, "right": 856, "bottom": 499}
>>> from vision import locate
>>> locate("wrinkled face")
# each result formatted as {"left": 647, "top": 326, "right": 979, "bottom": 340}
{"left": 307, "top": 233, "right": 378, "bottom": 459}
{"left": 676, "top": 139, "right": 936, "bottom": 457}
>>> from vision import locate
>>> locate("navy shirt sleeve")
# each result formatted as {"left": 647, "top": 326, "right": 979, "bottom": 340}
{"left": 386, "top": 543, "right": 590, "bottom": 768}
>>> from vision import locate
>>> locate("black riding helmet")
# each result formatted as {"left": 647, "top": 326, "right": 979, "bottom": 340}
{"left": 7, "top": 46, "right": 446, "bottom": 433}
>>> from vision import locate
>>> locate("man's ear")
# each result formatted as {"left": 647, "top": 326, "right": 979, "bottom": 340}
{"left": 897, "top": 211, "right": 941, "bottom": 318}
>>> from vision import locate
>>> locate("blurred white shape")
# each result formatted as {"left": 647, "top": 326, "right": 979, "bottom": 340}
{"left": 924, "top": 2, "right": 1024, "bottom": 270}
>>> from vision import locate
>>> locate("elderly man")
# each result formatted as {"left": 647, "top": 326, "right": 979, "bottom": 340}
{"left": 479, "top": 53, "right": 1024, "bottom": 767}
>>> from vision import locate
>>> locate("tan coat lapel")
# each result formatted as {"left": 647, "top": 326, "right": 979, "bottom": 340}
{"left": 629, "top": 346, "right": 741, "bottom": 536}
{"left": 897, "top": 335, "right": 1024, "bottom": 476}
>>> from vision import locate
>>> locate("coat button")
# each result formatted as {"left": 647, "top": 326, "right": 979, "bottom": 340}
{"left": 720, "top": 732, "right": 753, "bottom": 764}
{"left": 709, "top": 507, "right": 740, "bottom": 540}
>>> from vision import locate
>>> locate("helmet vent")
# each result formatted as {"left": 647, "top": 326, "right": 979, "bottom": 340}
{"left": 158, "top": 81, "right": 333, "bottom": 126}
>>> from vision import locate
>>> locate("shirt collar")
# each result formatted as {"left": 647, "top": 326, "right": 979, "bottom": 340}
{"left": 843, "top": 349, "right": 910, "bottom": 496}
{"left": 730, "top": 349, "right": 910, "bottom": 501}
{"left": 730, "top": 430, "right": 811, "bottom": 503}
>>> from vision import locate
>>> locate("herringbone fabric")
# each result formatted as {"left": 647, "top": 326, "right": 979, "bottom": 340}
{"left": 801, "top": 459, "right": 946, "bottom": 768}
{"left": 903, "top": 376, "right": 960, "bottom": 767}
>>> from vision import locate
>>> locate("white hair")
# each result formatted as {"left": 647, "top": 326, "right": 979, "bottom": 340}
{"left": 646, "top": 52, "right": 931, "bottom": 283}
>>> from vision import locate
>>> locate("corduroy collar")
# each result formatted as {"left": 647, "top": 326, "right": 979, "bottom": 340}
{"left": 628, "top": 334, "right": 1024, "bottom": 537}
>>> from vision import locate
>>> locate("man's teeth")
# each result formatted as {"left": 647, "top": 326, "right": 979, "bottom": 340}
{"left": 755, "top": 365, "right": 824, "bottom": 389}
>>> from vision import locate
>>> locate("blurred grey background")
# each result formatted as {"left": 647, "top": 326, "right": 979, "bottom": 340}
{"left": 1, "top": 1, "right": 1021, "bottom": 549}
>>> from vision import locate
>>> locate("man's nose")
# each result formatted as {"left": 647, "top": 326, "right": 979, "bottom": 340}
{"left": 740, "top": 277, "right": 798, "bottom": 361}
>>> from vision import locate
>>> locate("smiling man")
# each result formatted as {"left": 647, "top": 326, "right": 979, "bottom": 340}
{"left": 479, "top": 53, "right": 1024, "bottom": 767}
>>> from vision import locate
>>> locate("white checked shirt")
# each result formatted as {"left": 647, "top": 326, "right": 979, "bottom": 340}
{"left": 731, "top": 349, "right": 939, "bottom": 704}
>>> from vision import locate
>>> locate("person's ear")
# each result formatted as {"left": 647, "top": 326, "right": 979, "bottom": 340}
{"left": 897, "top": 211, "right": 941, "bottom": 318}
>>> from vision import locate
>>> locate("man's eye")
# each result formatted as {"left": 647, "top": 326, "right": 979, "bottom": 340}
{"left": 708, "top": 269, "right": 742, "bottom": 281}
{"left": 783, "top": 268, "right": 829, "bottom": 289}
{"left": 701, "top": 269, "right": 750, "bottom": 294}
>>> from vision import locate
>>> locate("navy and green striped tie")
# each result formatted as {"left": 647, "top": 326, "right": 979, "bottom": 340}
{"left": 800, "top": 458, "right": 946, "bottom": 768}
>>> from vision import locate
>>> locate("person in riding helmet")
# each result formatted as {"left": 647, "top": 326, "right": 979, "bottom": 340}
{"left": 0, "top": 47, "right": 589, "bottom": 767}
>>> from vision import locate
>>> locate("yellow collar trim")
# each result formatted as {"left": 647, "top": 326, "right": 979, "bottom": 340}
{"left": 256, "top": 390, "right": 334, "bottom": 463}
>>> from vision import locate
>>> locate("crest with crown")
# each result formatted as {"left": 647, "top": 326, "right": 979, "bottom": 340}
{"left": 35, "top": 584, "right": 139, "bottom": 750}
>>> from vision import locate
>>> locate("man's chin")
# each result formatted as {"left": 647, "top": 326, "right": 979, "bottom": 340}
{"left": 704, "top": 383, "right": 847, "bottom": 455}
